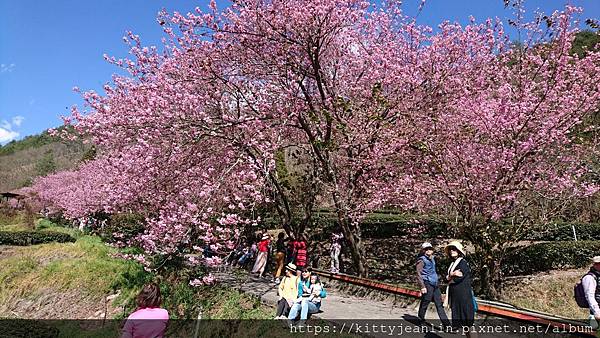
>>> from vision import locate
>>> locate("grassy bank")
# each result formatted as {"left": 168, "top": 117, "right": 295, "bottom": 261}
{"left": 0, "top": 215, "right": 335, "bottom": 337}
{"left": 0, "top": 233, "right": 145, "bottom": 317}
{"left": 501, "top": 269, "right": 590, "bottom": 320}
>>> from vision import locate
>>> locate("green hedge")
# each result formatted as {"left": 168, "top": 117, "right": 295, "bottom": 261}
{"left": 502, "top": 240, "right": 600, "bottom": 276}
{"left": 0, "top": 231, "right": 76, "bottom": 246}
{"left": 526, "top": 223, "right": 600, "bottom": 241}
{"left": 100, "top": 213, "right": 145, "bottom": 243}
{"left": 300, "top": 213, "right": 452, "bottom": 239}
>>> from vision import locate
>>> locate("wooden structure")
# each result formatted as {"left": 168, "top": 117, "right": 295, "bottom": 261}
{"left": 1, "top": 191, "right": 25, "bottom": 208}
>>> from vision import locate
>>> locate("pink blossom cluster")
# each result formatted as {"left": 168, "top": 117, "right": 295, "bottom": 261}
{"left": 189, "top": 273, "right": 216, "bottom": 287}
{"left": 29, "top": 0, "right": 600, "bottom": 269}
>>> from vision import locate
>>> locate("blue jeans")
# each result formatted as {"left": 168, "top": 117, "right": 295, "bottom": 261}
{"left": 288, "top": 299, "right": 319, "bottom": 321}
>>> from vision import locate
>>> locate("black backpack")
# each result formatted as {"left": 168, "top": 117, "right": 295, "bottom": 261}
{"left": 574, "top": 272, "right": 594, "bottom": 308}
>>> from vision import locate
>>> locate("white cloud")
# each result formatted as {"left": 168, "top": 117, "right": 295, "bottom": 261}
{"left": 0, "top": 63, "right": 15, "bottom": 73}
{"left": 0, "top": 127, "right": 19, "bottom": 143}
{"left": 0, "top": 115, "right": 25, "bottom": 143}
{"left": 0, "top": 120, "right": 10, "bottom": 130}
{"left": 12, "top": 116, "right": 24, "bottom": 127}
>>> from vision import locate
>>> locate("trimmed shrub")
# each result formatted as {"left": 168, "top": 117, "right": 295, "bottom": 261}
{"left": 302, "top": 212, "right": 452, "bottom": 239}
{"left": 0, "top": 231, "right": 75, "bottom": 246}
{"left": 526, "top": 223, "right": 600, "bottom": 241}
{"left": 502, "top": 240, "right": 600, "bottom": 276}
{"left": 101, "top": 213, "right": 145, "bottom": 243}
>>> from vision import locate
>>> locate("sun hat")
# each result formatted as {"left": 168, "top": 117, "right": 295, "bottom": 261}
{"left": 421, "top": 242, "right": 433, "bottom": 250}
{"left": 285, "top": 263, "right": 297, "bottom": 273}
{"left": 445, "top": 241, "right": 466, "bottom": 256}
{"left": 592, "top": 256, "right": 600, "bottom": 264}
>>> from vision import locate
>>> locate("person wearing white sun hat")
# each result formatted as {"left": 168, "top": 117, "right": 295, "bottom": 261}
{"left": 444, "top": 241, "right": 477, "bottom": 337}
{"left": 274, "top": 263, "right": 299, "bottom": 319}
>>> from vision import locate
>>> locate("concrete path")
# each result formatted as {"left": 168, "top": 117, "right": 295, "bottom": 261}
{"left": 212, "top": 267, "right": 576, "bottom": 337}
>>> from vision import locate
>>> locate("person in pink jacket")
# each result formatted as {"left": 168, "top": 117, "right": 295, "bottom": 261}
{"left": 121, "top": 283, "right": 169, "bottom": 338}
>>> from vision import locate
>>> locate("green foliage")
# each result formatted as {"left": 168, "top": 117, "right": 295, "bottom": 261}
{"left": 35, "top": 150, "right": 57, "bottom": 176}
{"left": 305, "top": 212, "right": 451, "bottom": 239}
{"left": 526, "top": 223, "right": 600, "bottom": 241}
{"left": 0, "top": 127, "right": 68, "bottom": 157}
{"left": 80, "top": 145, "right": 97, "bottom": 163}
{"left": 18, "top": 177, "right": 33, "bottom": 188}
{"left": 102, "top": 213, "right": 145, "bottom": 242}
{"left": 503, "top": 241, "right": 600, "bottom": 276}
{"left": 0, "top": 230, "right": 75, "bottom": 246}
{"left": 35, "top": 218, "right": 55, "bottom": 230}
{"left": 571, "top": 30, "right": 599, "bottom": 58}
{"left": 274, "top": 149, "right": 291, "bottom": 189}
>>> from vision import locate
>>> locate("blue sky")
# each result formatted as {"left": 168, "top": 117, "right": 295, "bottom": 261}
{"left": 0, "top": 0, "right": 598, "bottom": 143}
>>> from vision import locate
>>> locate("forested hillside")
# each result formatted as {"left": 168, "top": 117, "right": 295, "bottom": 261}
{"left": 0, "top": 129, "right": 87, "bottom": 191}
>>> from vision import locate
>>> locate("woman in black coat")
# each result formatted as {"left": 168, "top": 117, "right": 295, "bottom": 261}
{"left": 445, "top": 241, "right": 476, "bottom": 334}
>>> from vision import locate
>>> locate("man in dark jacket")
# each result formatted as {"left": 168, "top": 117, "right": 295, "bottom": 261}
{"left": 416, "top": 242, "right": 450, "bottom": 327}
{"left": 582, "top": 256, "right": 600, "bottom": 330}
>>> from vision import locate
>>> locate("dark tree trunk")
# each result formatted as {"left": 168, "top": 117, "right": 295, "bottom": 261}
{"left": 332, "top": 192, "right": 368, "bottom": 277}
{"left": 474, "top": 245, "right": 504, "bottom": 299}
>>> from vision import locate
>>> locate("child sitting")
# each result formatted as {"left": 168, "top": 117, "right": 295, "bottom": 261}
{"left": 306, "top": 275, "right": 322, "bottom": 304}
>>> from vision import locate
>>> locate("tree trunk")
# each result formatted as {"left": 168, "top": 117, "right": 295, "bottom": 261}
{"left": 476, "top": 247, "right": 503, "bottom": 299}
{"left": 344, "top": 225, "right": 368, "bottom": 277}
{"left": 331, "top": 192, "right": 369, "bottom": 277}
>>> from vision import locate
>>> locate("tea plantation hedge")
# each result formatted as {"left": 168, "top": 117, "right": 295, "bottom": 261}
{"left": 526, "top": 223, "right": 600, "bottom": 241}
{"left": 503, "top": 240, "right": 600, "bottom": 276}
{"left": 0, "top": 231, "right": 75, "bottom": 246}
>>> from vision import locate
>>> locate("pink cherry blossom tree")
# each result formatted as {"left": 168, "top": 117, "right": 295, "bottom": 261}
{"left": 385, "top": 6, "right": 600, "bottom": 297}
{"left": 59, "top": 0, "right": 433, "bottom": 276}
{"left": 36, "top": 0, "right": 600, "bottom": 289}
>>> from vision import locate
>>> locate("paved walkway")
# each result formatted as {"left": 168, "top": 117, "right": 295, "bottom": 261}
{"left": 212, "top": 267, "right": 575, "bottom": 337}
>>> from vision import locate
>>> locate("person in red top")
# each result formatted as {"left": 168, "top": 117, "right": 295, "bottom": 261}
{"left": 252, "top": 233, "right": 271, "bottom": 278}
{"left": 294, "top": 235, "right": 308, "bottom": 274}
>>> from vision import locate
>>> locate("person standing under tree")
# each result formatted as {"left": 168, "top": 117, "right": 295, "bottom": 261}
{"left": 251, "top": 234, "right": 270, "bottom": 278}
{"left": 285, "top": 235, "right": 296, "bottom": 266}
{"left": 273, "top": 232, "right": 287, "bottom": 283}
{"left": 330, "top": 230, "right": 343, "bottom": 273}
{"left": 444, "top": 241, "right": 477, "bottom": 338}
{"left": 415, "top": 242, "right": 450, "bottom": 328}
{"left": 294, "top": 235, "right": 308, "bottom": 274}
{"left": 582, "top": 256, "right": 600, "bottom": 332}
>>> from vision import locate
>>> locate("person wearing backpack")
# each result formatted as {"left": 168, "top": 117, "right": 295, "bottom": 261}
{"left": 579, "top": 256, "right": 600, "bottom": 330}
{"left": 416, "top": 242, "right": 450, "bottom": 328}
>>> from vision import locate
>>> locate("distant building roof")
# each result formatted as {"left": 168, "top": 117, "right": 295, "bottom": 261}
{"left": 1, "top": 192, "right": 24, "bottom": 199}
